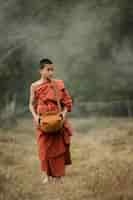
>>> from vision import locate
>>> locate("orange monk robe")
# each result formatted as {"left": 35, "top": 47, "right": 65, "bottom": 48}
{"left": 33, "top": 79, "right": 73, "bottom": 177}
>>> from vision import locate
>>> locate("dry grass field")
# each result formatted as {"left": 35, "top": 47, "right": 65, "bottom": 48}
{"left": 0, "top": 117, "right": 133, "bottom": 200}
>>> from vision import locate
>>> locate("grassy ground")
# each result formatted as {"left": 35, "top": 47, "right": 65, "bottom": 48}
{"left": 0, "top": 117, "right": 133, "bottom": 200}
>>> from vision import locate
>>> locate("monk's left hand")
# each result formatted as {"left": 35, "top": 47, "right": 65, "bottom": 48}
{"left": 59, "top": 108, "right": 67, "bottom": 121}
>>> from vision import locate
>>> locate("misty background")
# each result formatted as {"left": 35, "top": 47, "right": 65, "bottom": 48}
{"left": 0, "top": 0, "right": 133, "bottom": 127}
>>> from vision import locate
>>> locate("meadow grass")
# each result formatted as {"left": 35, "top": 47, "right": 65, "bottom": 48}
{"left": 0, "top": 117, "right": 133, "bottom": 200}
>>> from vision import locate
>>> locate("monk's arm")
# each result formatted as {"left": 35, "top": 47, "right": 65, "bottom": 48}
{"left": 29, "top": 84, "right": 38, "bottom": 119}
{"left": 61, "top": 84, "right": 73, "bottom": 114}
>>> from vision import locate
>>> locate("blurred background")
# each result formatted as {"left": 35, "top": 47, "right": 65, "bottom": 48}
{"left": 1, "top": 0, "right": 133, "bottom": 128}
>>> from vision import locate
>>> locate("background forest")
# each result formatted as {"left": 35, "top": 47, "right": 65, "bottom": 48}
{"left": 0, "top": 0, "right": 133, "bottom": 126}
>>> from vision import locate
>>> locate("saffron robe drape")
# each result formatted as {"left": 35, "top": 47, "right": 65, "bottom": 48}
{"left": 33, "top": 79, "right": 73, "bottom": 177}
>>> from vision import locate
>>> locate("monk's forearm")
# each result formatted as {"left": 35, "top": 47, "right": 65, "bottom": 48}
{"left": 29, "top": 104, "right": 37, "bottom": 119}
{"left": 60, "top": 106, "right": 67, "bottom": 119}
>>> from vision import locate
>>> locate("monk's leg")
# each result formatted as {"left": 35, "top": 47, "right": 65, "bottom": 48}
{"left": 48, "top": 154, "right": 65, "bottom": 178}
{"left": 40, "top": 159, "right": 53, "bottom": 183}
{"left": 44, "top": 144, "right": 72, "bottom": 179}
{"left": 40, "top": 158, "right": 63, "bottom": 184}
{"left": 36, "top": 130, "right": 52, "bottom": 183}
{"left": 36, "top": 129, "right": 67, "bottom": 182}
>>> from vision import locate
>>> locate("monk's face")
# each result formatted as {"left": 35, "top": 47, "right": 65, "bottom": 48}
{"left": 40, "top": 64, "right": 54, "bottom": 80}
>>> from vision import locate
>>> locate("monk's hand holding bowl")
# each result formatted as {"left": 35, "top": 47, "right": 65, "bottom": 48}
{"left": 59, "top": 107, "right": 67, "bottom": 122}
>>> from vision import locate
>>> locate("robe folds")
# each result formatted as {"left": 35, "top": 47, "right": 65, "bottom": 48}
{"left": 33, "top": 79, "right": 73, "bottom": 177}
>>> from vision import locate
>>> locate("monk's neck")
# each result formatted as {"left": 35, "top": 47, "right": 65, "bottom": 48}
{"left": 40, "top": 77, "right": 52, "bottom": 83}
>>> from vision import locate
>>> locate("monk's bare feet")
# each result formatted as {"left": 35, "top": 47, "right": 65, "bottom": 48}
{"left": 58, "top": 177, "right": 64, "bottom": 184}
{"left": 41, "top": 173, "right": 51, "bottom": 184}
{"left": 52, "top": 176, "right": 64, "bottom": 184}
{"left": 42, "top": 176, "right": 49, "bottom": 184}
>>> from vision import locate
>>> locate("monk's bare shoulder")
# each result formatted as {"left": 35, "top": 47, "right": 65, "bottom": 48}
{"left": 32, "top": 80, "right": 42, "bottom": 86}
{"left": 31, "top": 80, "right": 42, "bottom": 89}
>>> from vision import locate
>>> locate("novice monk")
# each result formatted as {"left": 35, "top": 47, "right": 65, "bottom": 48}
{"left": 29, "top": 58, "right": 73, "bottom": 184}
